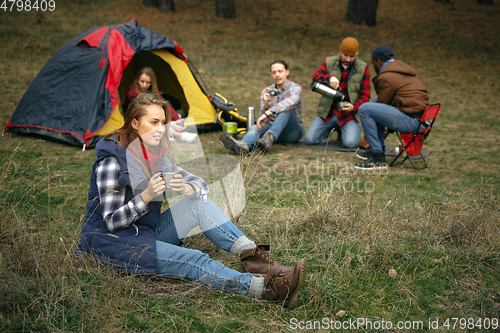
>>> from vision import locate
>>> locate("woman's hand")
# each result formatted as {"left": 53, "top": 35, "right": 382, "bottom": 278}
{"left": 170, "top": 174, "right": 195, "bottom": 196}
{"left": 141, "top": 172, "right": 165, "bottom": 204}
{"left": 170, "top": 119, "right": 186, "bottom": 132}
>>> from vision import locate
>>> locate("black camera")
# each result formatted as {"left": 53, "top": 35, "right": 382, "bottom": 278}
{"left": 310, "top": 81, "right": 345, "bottom": 102}
{"left": 268, "top": 89, "right": 279, "bottom": 96}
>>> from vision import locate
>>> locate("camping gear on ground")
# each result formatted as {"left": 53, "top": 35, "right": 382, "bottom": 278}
{"left": 310, "top": 80, "right": 345, "bottom": 102}
{"left": 4, "top": 20, "right": 220, "bottom": 149}
{"left": 390, "top": 103, "right": 441, "bottom": 170}
{"left": 210, "top": 93, "right": 248, "bottom": 135}
{"left": 223, "top": 122, "right": 238, "bottom": 135}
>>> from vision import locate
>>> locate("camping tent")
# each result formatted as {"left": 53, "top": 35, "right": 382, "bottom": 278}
{"left": 4, "top": 20, "right": 218, "bottom": 149}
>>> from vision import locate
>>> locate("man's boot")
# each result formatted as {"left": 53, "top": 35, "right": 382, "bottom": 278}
{"left": 220, "top": 133, "right": 250, "bottom": 155}
{"left": 256, "top": 132, "right": 275, "bottom": 152}
{"left": 355, "top": 148, "right": 373, "bottom": 161}
{"left": 240, "top": 244, "right": 294, "bottom": 275}
{"left": 354, "top": 152, "right": 388, "bottom": 170}
{"left": 262, "top": 259, "right": 306, "bottom": 309}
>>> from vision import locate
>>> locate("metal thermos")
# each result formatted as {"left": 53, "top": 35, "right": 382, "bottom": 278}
{"left": 247, "top": 107, "right": 255, "bottom": 128}
{"left": 310, "top": 81, "right": 345, "bottom": 102}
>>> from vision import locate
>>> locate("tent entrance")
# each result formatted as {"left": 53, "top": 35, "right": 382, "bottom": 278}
{"left": 119, "top": 50, "right": 217, "bottom": 130}
{"left": 120, "top": 51, "right": 190, "bottom": 117}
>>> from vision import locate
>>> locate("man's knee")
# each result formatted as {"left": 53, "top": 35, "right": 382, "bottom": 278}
{"left": 304, "top": 119, "right": 325, "bottom": 145}
{"left": 341, "top": 121, "right": 360, "bottom": 149}
{"left": 304, "top": 133, "right": 314, "bottom": 145}
{"left": 304, "top": 129, "right": 320, "bottom": 145}
{"left": 358, "top": 102, "right": 374, "bottom": 117}
{"left": 343, "top": 137, "right": 359, "bottom": 149}
{"left": 342, "top": 130, "right": 360, "bottom": 149}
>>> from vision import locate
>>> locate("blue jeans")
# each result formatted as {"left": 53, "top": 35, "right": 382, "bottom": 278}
{"left": 242, "top": 110, "right": 303, "bottom": 149}
{"left": 304, "top": 115, "right": 360, "bottom": 149}
{"left": 359, "top": 102, "right": 421, "bottom": 153}
{"left": 154, "top": 197, "right": 258, "bottom": 297}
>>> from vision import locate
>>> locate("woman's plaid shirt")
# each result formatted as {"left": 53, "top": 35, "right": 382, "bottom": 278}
{"left": 95, "top": 157, "right": 208, "bottom": 233}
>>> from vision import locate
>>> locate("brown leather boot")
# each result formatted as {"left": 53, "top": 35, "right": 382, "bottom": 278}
{"left": 239, "top": 244, "right": 294, "bottom": 276}
{"left": 263, "top": 259, "right": 306, "bottom": 309}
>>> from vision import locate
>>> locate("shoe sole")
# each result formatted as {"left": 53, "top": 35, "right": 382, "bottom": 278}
{"left": 353, "top": 164, "right": 389, "bottom": 171}
{"left": 355, "top": 149, "right": 370, "bottom": 161}
{"left": 220, "top": 134, "right": 246, "bottom": 155}
{"left": 286, "top": 259, "right": 306, "bottom": 310}
{"left": 355, "top": 152, "right": 369, "bottom": 160}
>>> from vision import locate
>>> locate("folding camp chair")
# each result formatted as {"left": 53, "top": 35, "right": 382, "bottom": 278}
{"left": 390, "top": 103, "right": 441, "bottom": 170}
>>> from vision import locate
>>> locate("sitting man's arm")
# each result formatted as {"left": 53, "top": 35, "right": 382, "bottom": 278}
{"left": 375, "top": 75, "right": 397, "bottom": 106}
{"left": 260, "top": 88, "right": 273, "bottom": 113}
{"left": 313, "top": 60, "right": 340, "bottom": 88}
{"left": 350, "top": 66, "right": 371, "bottom": 113}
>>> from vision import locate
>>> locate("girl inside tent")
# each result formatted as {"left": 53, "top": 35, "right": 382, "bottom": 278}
{"left": 77, "top": 92, "right": 306, "bottom": 309}
{"left": 124, "top": 67, "right": 197, "bottom": 143}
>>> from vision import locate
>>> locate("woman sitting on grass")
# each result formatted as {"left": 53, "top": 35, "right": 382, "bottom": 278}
{"left": 77, "top": 92, "right": 306, "bottom": 309}
{"left": 124, "top": 67, "right": 197, "bottom": 143}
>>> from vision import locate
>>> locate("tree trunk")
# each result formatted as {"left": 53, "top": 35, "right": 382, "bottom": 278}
{"left": 346, "top": 0, "right": 379, "bottom": 27}
{"left": 216, "top": 0, "right": 236, "bottom": 19}
{"left": 477, "top": 0, "right": 494, "bottom": 4}
{"left": 142, "top": 0, "right": 175, "bottom": 13}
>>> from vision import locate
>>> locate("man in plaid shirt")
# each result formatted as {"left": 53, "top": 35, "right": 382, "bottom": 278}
{"left": 304, "top": 37, "right": 370, "bottom": 149}
{"left": 220, "top": 60, "right": 303, "bottom": 154}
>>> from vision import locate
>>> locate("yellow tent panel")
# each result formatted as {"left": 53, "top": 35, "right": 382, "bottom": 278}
{"left": 96, "top": 105, "right": 124, "bottom": 136}
{"left": 152, "top": 50, "right": 216, "bottom": 125}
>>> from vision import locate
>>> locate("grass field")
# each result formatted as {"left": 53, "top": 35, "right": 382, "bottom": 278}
{"left": 1, "top": 0, "right": 500, "bottom": 332}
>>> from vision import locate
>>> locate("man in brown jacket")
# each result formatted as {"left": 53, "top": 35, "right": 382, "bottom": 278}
{"left": 355, "top": 45, "right": 429, "bottom": 170}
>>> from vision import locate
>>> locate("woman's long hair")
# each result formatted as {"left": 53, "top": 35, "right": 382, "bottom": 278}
{"left": 133, "top": 67, "right": 160, "bottom": 95}
{"left": 105, "top": 92, "right": 177, "bottom": 176}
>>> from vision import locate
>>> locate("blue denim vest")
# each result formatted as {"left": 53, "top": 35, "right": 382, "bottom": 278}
{"left": 77, "top": 137, "right": 163, "bottom": 274}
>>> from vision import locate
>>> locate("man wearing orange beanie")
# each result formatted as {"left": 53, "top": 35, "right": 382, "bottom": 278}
{"left": 304, "top": 37, "right": 370, "bottom": 149}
